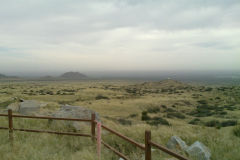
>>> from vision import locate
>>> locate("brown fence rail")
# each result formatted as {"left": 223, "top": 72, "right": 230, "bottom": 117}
{"left": 101, "top": 140, "right": 130, "bottom": 160}
{"left": 102, "top": 124, "right": 145, "bottom": 150}
{"left": 0, "top": 110, "right": 94, "bottom": 143}
{"left": 145, "top": 131, "right": 189, "bottom": 160}
{"left": 0, "top": 109, "right": 190, "bottom": 160}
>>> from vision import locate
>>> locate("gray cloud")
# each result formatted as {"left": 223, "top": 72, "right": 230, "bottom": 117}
{"left": 0, "top": 0, "right": 239, "bottom": 74}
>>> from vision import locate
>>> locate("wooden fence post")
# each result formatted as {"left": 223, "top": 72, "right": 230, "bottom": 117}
{"left": 91, "top": 113, "right": 96, "bottom": 142}
{"left": 145, "top": 130, "right": 151, "bottom": 160}
{"left": 8, "top": 109, "right": 13, "bottom": 145}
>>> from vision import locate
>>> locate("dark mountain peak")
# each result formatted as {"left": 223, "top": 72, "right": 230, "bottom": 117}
{"left": 0, "top": 73, "right": 6, "bottom": 78}
{"left": 60, "top": 72, "right": 87, "bottom": 79}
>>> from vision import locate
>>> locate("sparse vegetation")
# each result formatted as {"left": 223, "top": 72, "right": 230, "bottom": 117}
{"left": 167, "top": 112, "right": 185, "bottom": 119}
{"left": 233, "top": 125, "right": 240, "bottom": 138}
{"left": 221, "top": 120, "right": 238, "bottom": 127}
{"left": 147, "top": 116, "right": 170, "bottom": 126}
{"left": 204, "top": 120, "right": 237, "bottom": 128}
{"left": 118, "top": 118, "right": 132, "bottom": 125}
{"left": 146, "top": 106, "right": 160, "bottom": 113}
{"left": 95, "top": 95, "right": 109, "bottom": 100}
{"left": 0, "top": 80, "right": 240, "bottom": 159}
{"left": 189, "top": 118, "right": 201, "bottom": 125}
{"left": 205, "top": 120, "right": 221, "bottom": 128}
{"left": 141, "top": 111, "right": 151, "bottom": 121}
{"left": 0, "top": 100, "right": 15, "bottom": 108}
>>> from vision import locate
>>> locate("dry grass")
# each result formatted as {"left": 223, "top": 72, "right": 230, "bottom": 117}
{"left": 0, "top": 80, "right": 239, "bottom": 160}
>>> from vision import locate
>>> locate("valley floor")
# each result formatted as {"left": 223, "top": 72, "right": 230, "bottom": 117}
{"left": 0, "top": 80, "right": 240, "bottom": 160}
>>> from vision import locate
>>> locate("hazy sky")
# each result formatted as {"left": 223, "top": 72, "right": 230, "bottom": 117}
{"left": 0, "top": 0, "right": 239, "bottom": 75}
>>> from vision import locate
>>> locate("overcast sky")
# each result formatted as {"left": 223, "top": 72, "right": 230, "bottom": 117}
{"left": 0, "top": 0, "right": 239, "bottom": 75}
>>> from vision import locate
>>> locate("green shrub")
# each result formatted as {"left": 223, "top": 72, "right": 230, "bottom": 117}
{"left": 221, "top": 120, "right": 238, "bottom": 127}
{"left": 147, "top": 117, "right": 170, "bottom": 126}
{"left": 118, "top": 119, "right": 132, "bottom": 125}
{"left": 129, "top": 114, "right": 138, "bottom": 118}
{"left": 205, "top": 87, "right": 213, "bottom": 91}
{"left": 189, "top": 118, "right": 201, "bottom": 125}
{"left": 167, "top": 112, "right": 185, "bottom": 119}
{"left": 225, "top": 106, "right": 236, "bottom": 111}
{"left": 95, "top": 95, "right": 109, "bottom": 100}
{"left": 188, "top": 108, "right": 214, "bottom": 117}
{"left": 161, "top": 105, "right": 167, "bottom": 109}
{"left": 147, "top": 106, "right": 160, "bottom": 113}
{"left": 0, "top": 100, "right": 15, "bottom": 108}
{"left": 188, "top": 105, "right": 225, "bottom": 117}
{"left": 141, "top": 111, "right": 151, "bottom": 121}
{"left": 165, "top": 108, "right": 176, "bottom": 113}
{"left": 205, "top": 120, "right": 221, "bottom": 128}
{"left": 197, "top": 100, "right": 208, "bottom": 104}
{"left": 204, "top": 120, "right": 237, "bottom": 128}
{"left": 233, "top": 125, "right": 240, "bottom": 137}
{"left": 218, "top": 111, "right": 227, "bottom": 115}
{"left": 46, "top": 91, "right": 54, "bottom": 95}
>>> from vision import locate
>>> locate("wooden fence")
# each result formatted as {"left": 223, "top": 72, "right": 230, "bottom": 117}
{"left": 0, "top": 109, "right": 189, "bottom": 160}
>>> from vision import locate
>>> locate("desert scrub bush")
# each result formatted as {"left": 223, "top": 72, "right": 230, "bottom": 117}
{"left": 164, "top": 108, "right": 176, "bottom": 113}
{"left": 147, "top": 106, "right": 160, "bottom": 113}
{"left": 217, "top": 111, "right": 227, "bottom": 115}
{"left": 128, "top": 113, "right": 137, "bottom": 118}
{"left": 0, "top": 99, "right": 15, "bottom": 108}
{"left": 221, "top": 120, "right": 237, "bottom": 127}
{"left": 204, "top": 120, "right": 237, "bottom": 128}
{"left": 188, "top": 105, "right": 225, "bottom": 117}
{"left": 233, "top": 125, "right": 240, "bottom": 137}
{"left": 205, "top": 87, "right": 213, "bottom": 91}
{"left": 58, "top": 100, "right": 75, "bottom": 105}
{"left": 188, "top": 109, "right": 213, "bottom": 117}
{"left": 161, "top": 105, "right": 167, "bottom": 109}
{"left": 62, "top": 89, "right": 76, "bottom": 92}
{"left": 141, "top": 111, "right": 170, "bottom": 126}
{"left": 225, "top": 105, "right": 236, "bottom": 111}
{"left": 197, "top": 100, "right": 208, "bottom": 104}
{"left": 167, "top": 112, "right": 185, "bottom": 119}
{"left": 188, "top": 118, "right": 201, "bottom": 125}
{"left": 46, "top": 90, "right": 54, "bottom": 95}
{"left": 147, "top": 116, "right": 170, "bottom": 126}
{"left": 117, "top": 118, "right": 132, "bottom": 125}
{"left": 95, "top": 94, "right": 109, "bottom": 100}
{"left": 205, "top": 120, "right": 221, "bottom": 128}
{"left": 141, "top": 111, "right": 151, "bottom": 121}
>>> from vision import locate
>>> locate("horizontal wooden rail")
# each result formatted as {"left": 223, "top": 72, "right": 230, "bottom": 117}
{"left": 1, "top": 110, "right": 190, "bottom": 160}
{"left": 13, "top": 128, "right": 91, "bottom": 137}
{"left": 0, "top": 113, "right": 91, "bottom": 122}
{"left": 101, "top": 140, "right": 130, "bottom": 160}
{"left": 101, "top": 124, "right": 145, "bottom": 150}
{"left": 0, "top": 114, "right": 8, "bottom": 117}
{"left": 150, "top": 141, "right": 189, "bottom": 160}
{"left": 12, "top": 114, "right": 92, "bottom": 122}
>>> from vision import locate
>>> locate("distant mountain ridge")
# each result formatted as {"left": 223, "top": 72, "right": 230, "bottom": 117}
{"left": 0, "top": 73, "right": 19, "bottom": 79}
{"left": 60, "top": 72, "right": 87, "bottom": 79}
{"left": 0, "top": 74, "right": 6, "bottom": 78}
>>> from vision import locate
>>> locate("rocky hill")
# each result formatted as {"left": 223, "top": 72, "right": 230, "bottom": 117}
{"left": 0, "top": 74, "right": 6, "bottom": 78}
{"left": 60, "top": 72, "right": 87, "bottom": 79}
{"left": 0, "top": 74, "right": 19, "bottom": 79}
